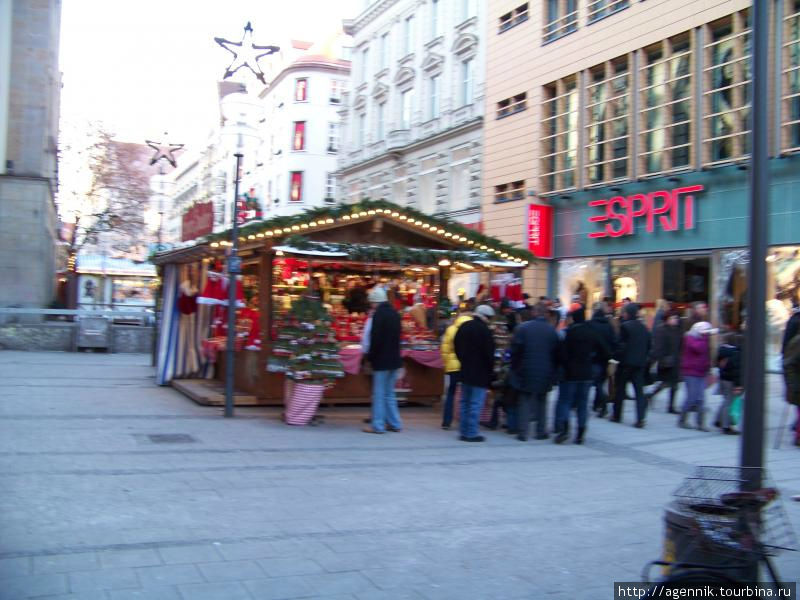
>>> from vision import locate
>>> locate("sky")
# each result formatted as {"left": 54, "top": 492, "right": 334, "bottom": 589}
{"left": 59, "top": 0, "right": 360, "bottom": 150}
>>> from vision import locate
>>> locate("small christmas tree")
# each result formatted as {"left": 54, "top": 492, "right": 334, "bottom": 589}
{"left": 268, "top": 295, "right": 344, "bottom": 385}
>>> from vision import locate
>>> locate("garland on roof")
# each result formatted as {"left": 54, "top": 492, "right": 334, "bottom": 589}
{"left": 203, "top": 198, "right": 535, "bottom": 262}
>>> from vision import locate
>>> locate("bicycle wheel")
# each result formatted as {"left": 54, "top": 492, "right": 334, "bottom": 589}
{"left": 643, "top": 569, "right": 738, "bottom": 598}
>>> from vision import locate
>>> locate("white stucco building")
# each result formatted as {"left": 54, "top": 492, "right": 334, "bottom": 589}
{"left": 338, "top": 0, "right": 485, "bottom": 230}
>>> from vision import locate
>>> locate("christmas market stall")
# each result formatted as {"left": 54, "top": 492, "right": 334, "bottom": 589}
{"left": 151, "top": 199, "right": 533, "bottom": 413}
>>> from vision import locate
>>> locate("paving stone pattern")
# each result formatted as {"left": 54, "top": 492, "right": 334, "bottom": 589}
{"left": 0, "top": 351, "right": 798, "bottom": 599}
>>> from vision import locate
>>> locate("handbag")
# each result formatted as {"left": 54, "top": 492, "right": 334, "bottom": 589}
{"left": 730, "top": 393, "right": 743, "bottom": 425}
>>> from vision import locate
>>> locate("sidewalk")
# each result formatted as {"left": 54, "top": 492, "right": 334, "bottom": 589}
{"left": 0, "top": 351, "right": 797, "bottom": 600}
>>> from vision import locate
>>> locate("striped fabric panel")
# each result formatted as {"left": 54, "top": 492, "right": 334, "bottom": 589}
{"left": 156, "top": 264, "right": 180, "bottom": 385}
{"left": 284, "top": 383, "right": 324, "bottom": 425}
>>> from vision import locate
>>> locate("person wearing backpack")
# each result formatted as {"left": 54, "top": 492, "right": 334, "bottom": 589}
{"left": 714, "top": 332, "right": 742, "bottom": 435}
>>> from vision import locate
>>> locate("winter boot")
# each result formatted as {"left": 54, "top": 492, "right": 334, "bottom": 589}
{"left": 678, "top": 411, "right": 691, "bottom": 429}
{"left": 554, "top": 423, "right": 569, "bottom": 444}
{"left": 697, "top": 410, "right": 710, "bottom": 432}
{"left": 574, "top": 426, "right": 586, "bottom": 445}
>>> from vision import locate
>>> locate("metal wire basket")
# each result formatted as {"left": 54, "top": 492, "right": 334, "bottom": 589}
{"left": 673, "top": 466, "right": 797, "bottom": 557}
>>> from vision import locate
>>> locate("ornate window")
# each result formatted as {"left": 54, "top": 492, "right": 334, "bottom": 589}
{"left": 418, "top": 157, "right": 438, "bottom": 213}
{"left": 429, "top": 76, "right": 440, "bottom": 120}
{"left": 541, "top": 75, "right": 578, "bottom": 193}
{"left": 450, "top": 147, "right": 472, "bottom": 211}
{"left": 404, "top": 15, "right": 415, "bottom": 55}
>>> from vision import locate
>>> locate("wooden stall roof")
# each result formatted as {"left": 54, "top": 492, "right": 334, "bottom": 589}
{"left": 151, "top": 199, "right": 535, "bottom": 266}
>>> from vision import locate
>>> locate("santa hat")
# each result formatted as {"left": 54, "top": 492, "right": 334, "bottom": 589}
{"left": 198, "top": 271, "right": 225, "bottom": 305}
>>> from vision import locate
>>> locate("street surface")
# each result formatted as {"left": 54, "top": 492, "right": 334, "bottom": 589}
{"left": 0, "top": 351, "right": 798, "bottom": 600}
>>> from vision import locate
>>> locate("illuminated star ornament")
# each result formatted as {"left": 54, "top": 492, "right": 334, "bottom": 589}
{"left": 215, "top": 22, "right": 280, "bottom": 85}
{"left": 145, "top": 134, "right": 184, "bottom": 168}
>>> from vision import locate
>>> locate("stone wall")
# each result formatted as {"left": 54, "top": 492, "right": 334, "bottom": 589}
{"left": 0, "top": 323, "right": 154, "bottom": 353}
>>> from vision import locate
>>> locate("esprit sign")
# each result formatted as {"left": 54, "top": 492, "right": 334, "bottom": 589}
{"left": 527, "top": 204, "right": 553, "bottom": 258}
{"left": 587, "top": 185, "right": 704, "bottom": 239}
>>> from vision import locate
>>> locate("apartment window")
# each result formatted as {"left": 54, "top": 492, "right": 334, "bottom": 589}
{"left": 404, "top": 16, "right": 415, "bottom": 55}
{"left": 295, "top": 78, "right": 308, "bottom": 102}
{"left": 494, "top": 180, "right": 525, "bottom": 203}
{"left": 703, "top": 10, "right": 751, "bottom": 166}
{"left": 450, "top": 147, "right": 472, "bottom": 211}
{"left": 358, "top": 113, "right": 366, "bottom": 148}
{"left": 543, "top": 0, "right": 577, "bottom": 44}
{"left": 496, "top": 92, "right": 527, "bottom": 119}
{"left": 330, "top": 80, "right": 344, "bottom": 104}
{"left": 541, "top": 76, "right": 578, "bottom": 193}
{"left": 460, "top": 59, "right": 474, "bottom": 106}
{"left": 783, "top": 0, "right": 800, "bottom": 152}
{"left": 380, "top": 32, "right": 390, "bottom": 69}
{"left": 418, "top": 157, "right": 438, "bottom": 213}
{"left": 461, "top": 0, "right": 478, "bottom": 22}
{"left": 325, "top": 173, "right": 337, "bottom": 202}
{"left": 392, "top": 166, "right": 407, "bottom": 205}
{"left": 638, "top": 33, "right": 693, "bottom": 175}
{"left": 376, "top": 102, "right": 386, "bottom": 140}
{"left": 587, "top": 0, "right": 630, "bottom": 25}
{"left": 361, "top": 47, "right": 370, "bottom": 82}
{"left": 401, "top": 90, "right": 413, "bottom": 129}
{"left": 431, "top": 0, "right": 441, "bottom": 39}
{"left": 499, "top": 3, "right": 528, "bottom": 33}
{"left": 429, "top": 76, "right": 440, "bottom": 119}
{"left": 327, "top": 122, "right": 339, "bottom": 153}
{"left": 586, "top": 55, "right": 631, "bottom": 185}
{"left": 289, "top": 171, "right": 303, "bottom": 202}
{"left": 292, "top": 121, "right": 306, "bottom": 151}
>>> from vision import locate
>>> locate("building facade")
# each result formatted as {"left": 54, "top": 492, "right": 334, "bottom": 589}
{"left": 338, "top": 0, "right": 485, "bottom": 236}
{"left": 484, "top": 0, "right": 800, "bottom": 354}
{"left": 0, "top": 0, "right": 61, "bottom": 307}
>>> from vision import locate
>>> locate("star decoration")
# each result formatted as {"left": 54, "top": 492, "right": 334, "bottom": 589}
{"left": 215, "top": 22, "right": 280, "bottom": 85}
{"left": 145, "top": 134, "right": 184, "bottom": 168}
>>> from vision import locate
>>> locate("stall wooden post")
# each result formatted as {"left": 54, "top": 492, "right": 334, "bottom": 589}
{"left": 257, "top": 245, "right": 273, "bottom": 400}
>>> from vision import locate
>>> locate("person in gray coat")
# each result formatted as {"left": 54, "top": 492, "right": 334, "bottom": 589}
{"left": 510, "top": 302, "right": 560, "bottom": 441}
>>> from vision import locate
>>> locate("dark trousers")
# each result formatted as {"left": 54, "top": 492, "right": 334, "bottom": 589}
{"left": 613, "top": 365, "right": 647, "bottom": 423}
{"left": 516, "top": 391, "right": 548, "bottom": 439}
{"left": 648, "top": 367, "right": 679, "bottom": 411}
{"left": 591, "top": 363, "right": 608, "bottom": 412}
{"left": 442, "top": 372, "right": 460, "bottom": 427}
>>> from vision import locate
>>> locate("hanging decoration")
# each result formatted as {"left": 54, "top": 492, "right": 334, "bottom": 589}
{"left": 214, "top": 22, "right": 280, "bottom": 85}
{"left": 237, "top": 188, "right": 263, "bottom": 224}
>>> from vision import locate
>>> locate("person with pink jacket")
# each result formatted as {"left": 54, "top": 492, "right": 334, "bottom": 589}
{"left": 679, "top": 321, "right": 716, "bottom": 431}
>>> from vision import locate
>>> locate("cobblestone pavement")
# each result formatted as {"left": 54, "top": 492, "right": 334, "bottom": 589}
{"left": 0, "top": 351, "right": 798, "bottom": 600}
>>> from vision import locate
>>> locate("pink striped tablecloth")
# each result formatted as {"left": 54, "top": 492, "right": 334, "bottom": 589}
{"left": 337, "top": 347, "right": 443, "bottom": 375}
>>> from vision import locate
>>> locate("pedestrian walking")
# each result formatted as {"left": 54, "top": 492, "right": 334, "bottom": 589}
{"left": 678, "top": 321, "right": 716, "bottom": 431}
{"left": 646, "top": 310, "right": 683, "bottom": 414}
{"left": 782, "top": 301, "right": 800, "bottom": 355}
{"left": 685, "top": 301, "right": 709, "bottom": 331}
{"left": 510, "top": 302, "right": 560, "bottom": 441}
{"left": 612, "top": 303, "right": 652, "bottom": 428}
{"left": 439, "top": 307, "right": 472, "bottom": 430}
{"left": 652, "top": 298, "right": 673, "bottom": 329}
{"left": 453, "top": 304, "right": 496, "bottom": 442}
{"left": 588, "top": 301, "right": 617, "bottom": 417}
{"left": 782, "top": 331, "right": 800, "bottom": 447}
{"left": 362, "top": 286, "right": 403, "bottom": 434}
{"left": 554, "top": 304, "right": 610, "bottom": 444}
{"left": 714, "top": 332, "right": 742, "bottom": 435}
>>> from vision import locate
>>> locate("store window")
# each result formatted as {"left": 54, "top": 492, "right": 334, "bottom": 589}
{"left": 295, "top": 78, "right": 308, "bottom": 102}
{"left": 292, "top": 121, "right": 306, "bottom": 151}
{"left": 543, "top": 0, "right": 577, "bottom": 44}
{"left": 587, "top": 0, "right": 630, "bottom": 25}
{"left": 559, "top": 259, "right": 608, "bottom": 309}
{"left": 541, "top": 76, "right": 578, "bottom": 193}
{"left": 112, "top": 278, "right": 156, "bottom": 307}
{"left": 289, "top": 171, "right": 303, "bottom": 202}
{"left": 703, "top": 10, "right": 751, "bottom": 166}
{"left": 783, "top": 0, "right": 800, "bottom": 153}
{"left": 586, "top": 55, "right": 631, "bottom": 185}
{"left": 639, "top": 33, "right": 693, "bottom": 175}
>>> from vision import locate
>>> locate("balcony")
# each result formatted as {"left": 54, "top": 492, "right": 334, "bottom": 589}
{"left": 386, "top": 129, "right": 410, "bottom": 151}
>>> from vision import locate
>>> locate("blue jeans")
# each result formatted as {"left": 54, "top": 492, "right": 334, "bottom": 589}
{"left": 682, "top": 375, "right": 706, "bottom": 420}
{"left": 555, "top": 380, "right": 592, "bottom": 431}
{"left": 459, "top": 384, "right": 486, "bottom": 439}
{"left": 371, "top": 369, "right": 402, "bottom": 432}
{"left": 442, "top": 372, "right": 460, "bottom": 427}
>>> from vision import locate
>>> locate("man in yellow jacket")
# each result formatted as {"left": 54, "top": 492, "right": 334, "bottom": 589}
{"left": 440, "top": 305, "right": 473, "bottom": 430}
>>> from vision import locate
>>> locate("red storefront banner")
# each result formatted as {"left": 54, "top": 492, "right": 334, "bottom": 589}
{"left": 527, "top": 204, "right": 553, "bottom": 258}
{"left": 181, "top": 202, "right": 214, "bottom": 242}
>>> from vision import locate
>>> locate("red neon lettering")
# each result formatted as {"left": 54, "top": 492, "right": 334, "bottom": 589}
{"left": 606, "top": 196, "right": 629, "bottom": 238}
{"left": 588, "top": 199, "right": 609, "bottom": 238}
{"left": 627, "top": 193, "right": 649, "bottom": 235}
{"left": 649, "top": 190, "right": 676, "bottom": 231}
{"left": 674, "top": 185, "right": 704, "bottom": 230}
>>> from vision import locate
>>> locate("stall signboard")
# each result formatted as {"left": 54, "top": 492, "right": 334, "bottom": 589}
{"left": 182, "top": 202, "right": 214, "bottom": 242}
{"left": 587, "top": 185, "right": 704, "bottom": 239}
{"left": 527, "top": 204, "right": 553, "bottom": 258}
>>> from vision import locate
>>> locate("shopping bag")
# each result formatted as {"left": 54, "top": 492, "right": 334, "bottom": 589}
{"left": 729, "top": 393, "right": 743, "bottom": 425}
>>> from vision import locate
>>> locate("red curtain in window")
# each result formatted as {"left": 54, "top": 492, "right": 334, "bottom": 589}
{"left": 290, "top": 172, "right": 303, "bottom": 202}
{"left": 293, "top": 122, "right": 305, "bottom": 151}
{"left": 295, "top": 79, "right": 307, "bottom": 101}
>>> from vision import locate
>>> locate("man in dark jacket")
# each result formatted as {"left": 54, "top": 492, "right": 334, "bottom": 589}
{"left": 612, "top": 303, "right": 652, "bottom": 427}
{"left": 646, "top": 310, "right": 683, "bottom": 414}
{"left": 363, "top": 286, "right": 403, "bottom": 434}
{"left": 554, "top": 304, "right": 611, "bottom": 444}
{"left": 783, "top": 304, "right": 800, "bottom": 355}
{"left": 454, "top": 304, "right": 496, "bottom": 442}
{"left": 588, "top": 302, "right": 616, "bottom": 417}
{"left": 510, "top": 302, "right": 560, "bottom": 441}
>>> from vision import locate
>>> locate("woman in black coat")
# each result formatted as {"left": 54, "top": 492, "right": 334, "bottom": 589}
{"left": 646, "top": 310, "right": 683, "bottom": 413}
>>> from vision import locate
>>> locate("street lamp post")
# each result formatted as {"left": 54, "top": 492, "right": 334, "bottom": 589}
{"left": 215, "top": 23, "right": 278, "bottom": 418}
